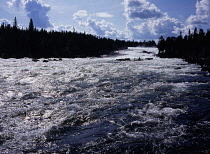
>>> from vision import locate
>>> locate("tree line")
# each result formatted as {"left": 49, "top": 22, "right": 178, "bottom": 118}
{"left": 157, "top": 28, "right": 210, "bottom": 71}
{"left": 0, "top": 17, "right": 156, "bottom": 59}
{"left": 158, "top": 27, "right": 210, "bottom": 58}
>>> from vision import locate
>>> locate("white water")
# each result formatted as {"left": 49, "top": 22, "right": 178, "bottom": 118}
{"left": 0, "top": 47, "right": 209, "bottom": 153}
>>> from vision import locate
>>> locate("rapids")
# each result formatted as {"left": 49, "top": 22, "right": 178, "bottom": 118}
{"left": 0, "top": 47, "right": 210, "bottom": 153}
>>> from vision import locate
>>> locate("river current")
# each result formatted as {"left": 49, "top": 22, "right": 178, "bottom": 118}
{"left": 0, "top": 47, "right": 210, "bottom": 153}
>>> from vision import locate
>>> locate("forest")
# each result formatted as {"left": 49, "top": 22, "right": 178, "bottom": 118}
{"left": 157, "top": 27, "right": 210, "bottom": 71}
{"left": 0, "top": 17, "right": 156, "bottom": 59}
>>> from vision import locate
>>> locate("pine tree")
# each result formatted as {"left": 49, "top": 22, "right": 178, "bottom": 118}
{"left": 13, "top": 17, "right": 18, "bottom": 29}
{"left": 29, "top": 18, "right": 34, "bottom": 31}
{"left": 194, "top": 27, "right": 198, "bottom": 35}
{"left": 157, "top": 36, "right": 165, "bottom": 53}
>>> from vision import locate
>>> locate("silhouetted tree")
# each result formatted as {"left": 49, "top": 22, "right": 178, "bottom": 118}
{"left": 157, "top": 28, "right": 210, "bottom": 71}
{"left": 13, "top": 17, "right": 18, "bottom": 29}
{"left": 29, "top": 18, "right": 34, "bottom": 31}
{"left": 157, "top": 36, "right": 165, "bottom": 54}
{"left": 0, "top": 17, "right": 156, "bottom": 59}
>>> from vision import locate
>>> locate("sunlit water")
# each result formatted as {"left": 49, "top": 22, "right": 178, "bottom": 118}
{"left": 0, "top": 47, "right": 210, "bottom": 153}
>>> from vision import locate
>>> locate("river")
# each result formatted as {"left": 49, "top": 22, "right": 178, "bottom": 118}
{"left": 0, "top": 47, "right": 210, "bottom": 153}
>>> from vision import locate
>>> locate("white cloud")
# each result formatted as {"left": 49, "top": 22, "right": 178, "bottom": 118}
{"left": 73, "top": 10, "right": 88, "bottom": 20}
{"left": 124, "top": 0, "right": 183, "bottom": 39}
{"left": 196, "top": 0, "right": 210, "bottom": 16}
{"left": 86, "top": 18, "right": 127, "bottom": 39}
{"left": 73, "top": 10, "right": 127, "bottom": 39}
{"left": 0, "top": 19, "right": 12, "bottom": 25}
{"left": 124, "top": 0, "right": 164, "bottom": 20}
{"left": 87, "top": 18, "right": 106, "bottom": 35}
{"left": 94, "top": 12, "right": 113, "bottom": 18}
{"left": 186, "top": 15, "right": 209, "bottom": 25}
{"left": 127, "top": 16, "right": 183, "bottom": 39}
{"left": 186, "top": 0, "right": 210, "bottom": 25}
{"left": 47, "top": 24, "right": 75, "bottom": 32}
{"left": 7, "top": 0, "right": 24, "bottom": 8}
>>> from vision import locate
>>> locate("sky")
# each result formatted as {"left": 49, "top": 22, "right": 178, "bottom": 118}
{"left": 0, "top": 0, "right": 210, "bottom": 41}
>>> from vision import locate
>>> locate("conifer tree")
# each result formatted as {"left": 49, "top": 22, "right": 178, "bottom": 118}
{"left": 13, "top": 17, "right": 18, "bottom": 29}
{"left": 29, "top": 18, "right": 34, "bottom": 31}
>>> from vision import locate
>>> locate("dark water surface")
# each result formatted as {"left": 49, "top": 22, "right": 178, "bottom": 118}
{"left": 0, "top": 47, "right": 209, "bottom": 153}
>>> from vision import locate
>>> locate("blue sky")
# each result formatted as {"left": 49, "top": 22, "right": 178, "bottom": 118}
{"left": 0, "top": 0, "right": 210, "bottom": 40}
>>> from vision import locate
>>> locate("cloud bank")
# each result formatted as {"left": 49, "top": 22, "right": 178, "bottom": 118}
{"left": 186, "top": 0, "right": 210, "bottom": 25}
{"left": 127, "top": 16, "right": 183, "bottom": 39}
{"left": 124, "top": 0, "right": 183, "bottom": 39}
{"left": 7, "top": 0, "right": 53, "bottom": 28}
{"left": 25, "top": 0, "right": 52, "bottom": 28}
{"left": 5, "top": 0, "right": 210, "bottom": 40}
{"left": 94, "top": 12, "right": 113, "bottom": 18}
{"left": 86, "top": 18, "right": 126, "bottom": 38}
{"left": 124, "top": 0, "right": 164, "bottom": 20}
{"left": 73, "top": 10, "right": 88, "bottom": 20}
{"left": 73, "top": 10, "right": 127, "bottom": 39}
{"left": 7, "top": 0, "right": 23, "bottom": 8}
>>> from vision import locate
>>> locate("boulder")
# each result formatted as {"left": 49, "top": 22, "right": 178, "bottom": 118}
{"left": 32, "top": 58, "right": 39, "bottom": 62}
{"left": 142, "top": 50, "right": 153, "bottom": 54}
{"left": 43, "top": 60, "right": 49, "bottom": 62}
{"left": 145, "top": 58, "right": 153, "bottom": 60}
{"left": 134, "top": 57, "right": 143, "bottom": 61}
{"left": 116, "top": 58, "right": 131, "bottom": 61}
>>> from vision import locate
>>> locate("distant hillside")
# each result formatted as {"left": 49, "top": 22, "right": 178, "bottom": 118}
{"left": 0, "top": 18, "right": 156, "bottom": 59}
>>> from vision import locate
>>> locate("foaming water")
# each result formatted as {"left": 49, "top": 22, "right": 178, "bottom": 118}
{"left": 0, "top": 47, "right": 210, "bottom": 153}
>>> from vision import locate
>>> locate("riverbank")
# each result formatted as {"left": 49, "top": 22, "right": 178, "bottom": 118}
{"left": 158, "top": 53, "right": 210, "bottom": 73}
{"left": 184, "top": 57, "right": 210, "bottom": 72}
